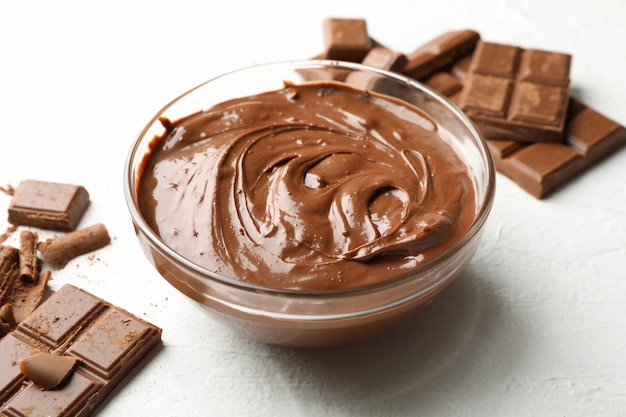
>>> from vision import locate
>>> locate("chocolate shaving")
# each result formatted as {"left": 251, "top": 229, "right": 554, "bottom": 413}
{"left": 0, "top": 303, "right": 16, "bottom": 337}
{"left": 0, "top": 245, "right": 19, "bottom": 286}
{"left": 38, "top": 223, "right": 111, "bottom": 265}
{"left": 19, "top": 230, "right": 39, "bottom": 285}
{"left": 0, "top": 184, "right": 15, "bottom": 196}
{"left": 19, "top": 352, "right": 79, "bottom": 390}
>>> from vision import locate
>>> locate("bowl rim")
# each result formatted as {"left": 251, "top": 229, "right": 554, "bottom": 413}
{"left": 123, "top": 59, "right": 496, "bottom": 298}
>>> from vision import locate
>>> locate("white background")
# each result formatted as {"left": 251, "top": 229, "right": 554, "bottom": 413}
{"left": 1, "top": 0, "right": 625, "bottom": 415}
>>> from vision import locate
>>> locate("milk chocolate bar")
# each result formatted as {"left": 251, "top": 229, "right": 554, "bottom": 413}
{"left": 458, "top": 41, "right": 572, "bottom": 143}
{"left": 488, "top": 98, "right": 626, "bottom": 198}
{"left": 8, "top": 180, "right": 90, "bottom": 231}
{"left": 421, "top": 48, "right": 626, "bottom": 198}
{"left": 0, "top": 284, "right": 162, "bottom": 416}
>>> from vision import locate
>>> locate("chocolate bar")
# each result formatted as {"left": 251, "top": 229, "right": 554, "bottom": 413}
{"left": 458, "top": 41, "right": 572, "bottom": 143}
{"left": 488, "top": 98, "right": 626, "bottom": 198}
{"left": 425, "top": 55, "right": 626, "bottom": 198}
{"left": 0, "top": 284, "right": 162, "bottom": 416}
{"left": 8, "top": 180, "right": 90, "bottom": 231}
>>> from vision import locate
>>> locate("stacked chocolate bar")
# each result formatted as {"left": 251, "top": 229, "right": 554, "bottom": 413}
{"left": 315, "top": 18, "right": 626, "bottom": 198}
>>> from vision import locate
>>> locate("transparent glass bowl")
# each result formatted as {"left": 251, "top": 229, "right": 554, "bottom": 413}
{"left": 124, "top": 60, "right": 495, "bottom": 348}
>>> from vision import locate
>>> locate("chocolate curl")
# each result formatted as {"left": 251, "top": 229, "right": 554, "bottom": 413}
{"left": 0, "top": 303, "right": 16, "bottom": 337}
{"left": 0, "top": 245, "right": 19, "bottom": 284}
{"left": 19, "top": 230, "right": 39, "bottom": 284}
{"left": 38, "top": 223, "right": 111, "bottom": 265}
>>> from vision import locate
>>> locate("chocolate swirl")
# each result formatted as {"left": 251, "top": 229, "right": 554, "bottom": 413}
{"left": 138, "top": 82, "right": 475, "bottom": 290}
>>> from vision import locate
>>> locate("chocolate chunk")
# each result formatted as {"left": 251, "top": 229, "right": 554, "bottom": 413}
{"left": 403, "top": 29, "right": 480, "bottom": 80}
{"left": 361, "top": 45, "right": 407, "bottom": 71}
{"left": 459, "top": 41, "right": 572, "bottom": 143}
{"left": 18, "top": 230, "right": 39, "bottom": 284}
{"left": 38, "top": 223, "right": 111, "bottom": 265}
{"left": 19, "top": 352, "right": 78, "bottom": 390}
{"left": 489, "top": 98, "right": 626, "bottom": 198}
{"left": 322, "top": 18, "right": 372, "bottom": 62}
{"left": 8, "top": 180, "right": 90, "bottom": 231}
{"left": 0, "top": 284, "right": 162, "bottom": 415}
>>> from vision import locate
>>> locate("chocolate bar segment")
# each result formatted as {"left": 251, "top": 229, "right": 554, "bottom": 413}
{"left": 0, "top": 284, "right": 162, "bottom": 416}
{"left": 8, "top": 180, "right": 90, "bottom": 231}
{"left": 459, "top": 41, "right": 571, "bottom": 143}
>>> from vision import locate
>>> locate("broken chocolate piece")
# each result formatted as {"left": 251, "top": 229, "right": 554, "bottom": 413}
{"left": 459, "top": 41, "right": 572, "bottom": 143}
{"left": 0, "top": 284, "right": 162, "bottom": 416}
{"left": 8, "top": 180, "right": 90, "bottom": 231}
{"left": 322, "top": 18, "right": 372, "bottom": 62}
{"left": 19, "top": 352, "right": 78, "bottom": 390}
{"left": 18, "top": 230, "right": 39, "bottom": 284}
{"left": 37, "top": 223, "right": 111, "bottom": 265}
{"left": 403, "top": 29, "right": 480, "bottom": 80}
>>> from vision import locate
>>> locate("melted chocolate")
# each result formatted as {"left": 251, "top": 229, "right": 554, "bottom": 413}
{"left": 138, "top": 82, "right": 476, "bottom": 290}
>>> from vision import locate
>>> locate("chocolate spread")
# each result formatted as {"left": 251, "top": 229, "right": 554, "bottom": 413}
{"left": 138, "top": 82, "right": 476, "bottom": 290}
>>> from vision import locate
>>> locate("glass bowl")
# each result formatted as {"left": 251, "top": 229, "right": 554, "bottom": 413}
{"left": 123, "top": 60, "right": 495, "bottom": 348}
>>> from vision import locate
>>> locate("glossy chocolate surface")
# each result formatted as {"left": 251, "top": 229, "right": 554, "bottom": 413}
{"left": 138, "top": 82, "right": 476, "bottom": 290}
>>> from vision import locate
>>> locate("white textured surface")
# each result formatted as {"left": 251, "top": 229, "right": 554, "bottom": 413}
{"left": 1, "top": 0, "right": 626, "bottom": 415}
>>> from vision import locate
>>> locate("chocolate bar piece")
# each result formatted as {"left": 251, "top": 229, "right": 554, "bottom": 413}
{"left": 8, "top": 180, "right": 90, "bottom": 231}
{"left": 0, "top": 284, "right": 162, "bottom": 416}
{"left": 459, "top": 41, "right": 572, "bottom": 143}
{"left": 322, "top": 18, "right": 372, "bottom": 62}
{"left": 403, "top": 29, "right": 480, "bottom": 80}
{"left": 488, "top": 98, "right": 626, "bottom": 198}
